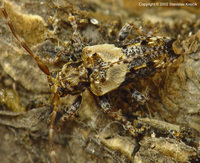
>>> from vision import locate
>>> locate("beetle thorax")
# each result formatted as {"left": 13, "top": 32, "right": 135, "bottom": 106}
{"left": 48, "top": 61, "right": 89, "bottom": 96}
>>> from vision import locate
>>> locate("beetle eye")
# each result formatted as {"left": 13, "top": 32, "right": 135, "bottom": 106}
{"left": 86, "top": 68, "right": 93, "bottom": 76}
{"left": 141, "top": 40, "right": 148, "bottom": 45}
{"left": 51, "top": 71, "right": 57, "bottom": 78}
{"left": 57, "top": 87, "right": 64, "bottom": 96}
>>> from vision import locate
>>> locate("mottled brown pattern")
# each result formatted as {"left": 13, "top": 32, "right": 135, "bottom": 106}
{"left": 1, "top": 1, "right": 198, "bottom": 162}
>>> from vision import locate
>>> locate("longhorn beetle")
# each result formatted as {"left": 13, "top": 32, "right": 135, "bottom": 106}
{"left": 1, "top": 2, "right": 181, "bottom": 163}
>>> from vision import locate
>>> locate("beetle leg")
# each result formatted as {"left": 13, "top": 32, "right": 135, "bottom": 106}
{"left": 59, "top": 95, "right": 82, "bottom": 124}
{"left": 49, "top": 92, "right": 60, "bottom": 163}
{"left": 118, "top": 23, "right": 146, "bottom": 41}
{"left": 68, "top": 13, "right": 82, "bottom": 59}
{"left": 40, "top": 49, "right": 64, "bottom": 65}
{"left": 130, "top": 88, "right": 149, "bottom": 105}
{"left": 118, "top": 23, "right": 133, "bottom": 41}
{"left": 99, "top": 96, "right": 148, "bottom": 137}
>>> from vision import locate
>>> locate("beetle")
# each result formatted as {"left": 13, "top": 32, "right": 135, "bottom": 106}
{"left": 1, "top": 2, "right": 181, "bottom": 162}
